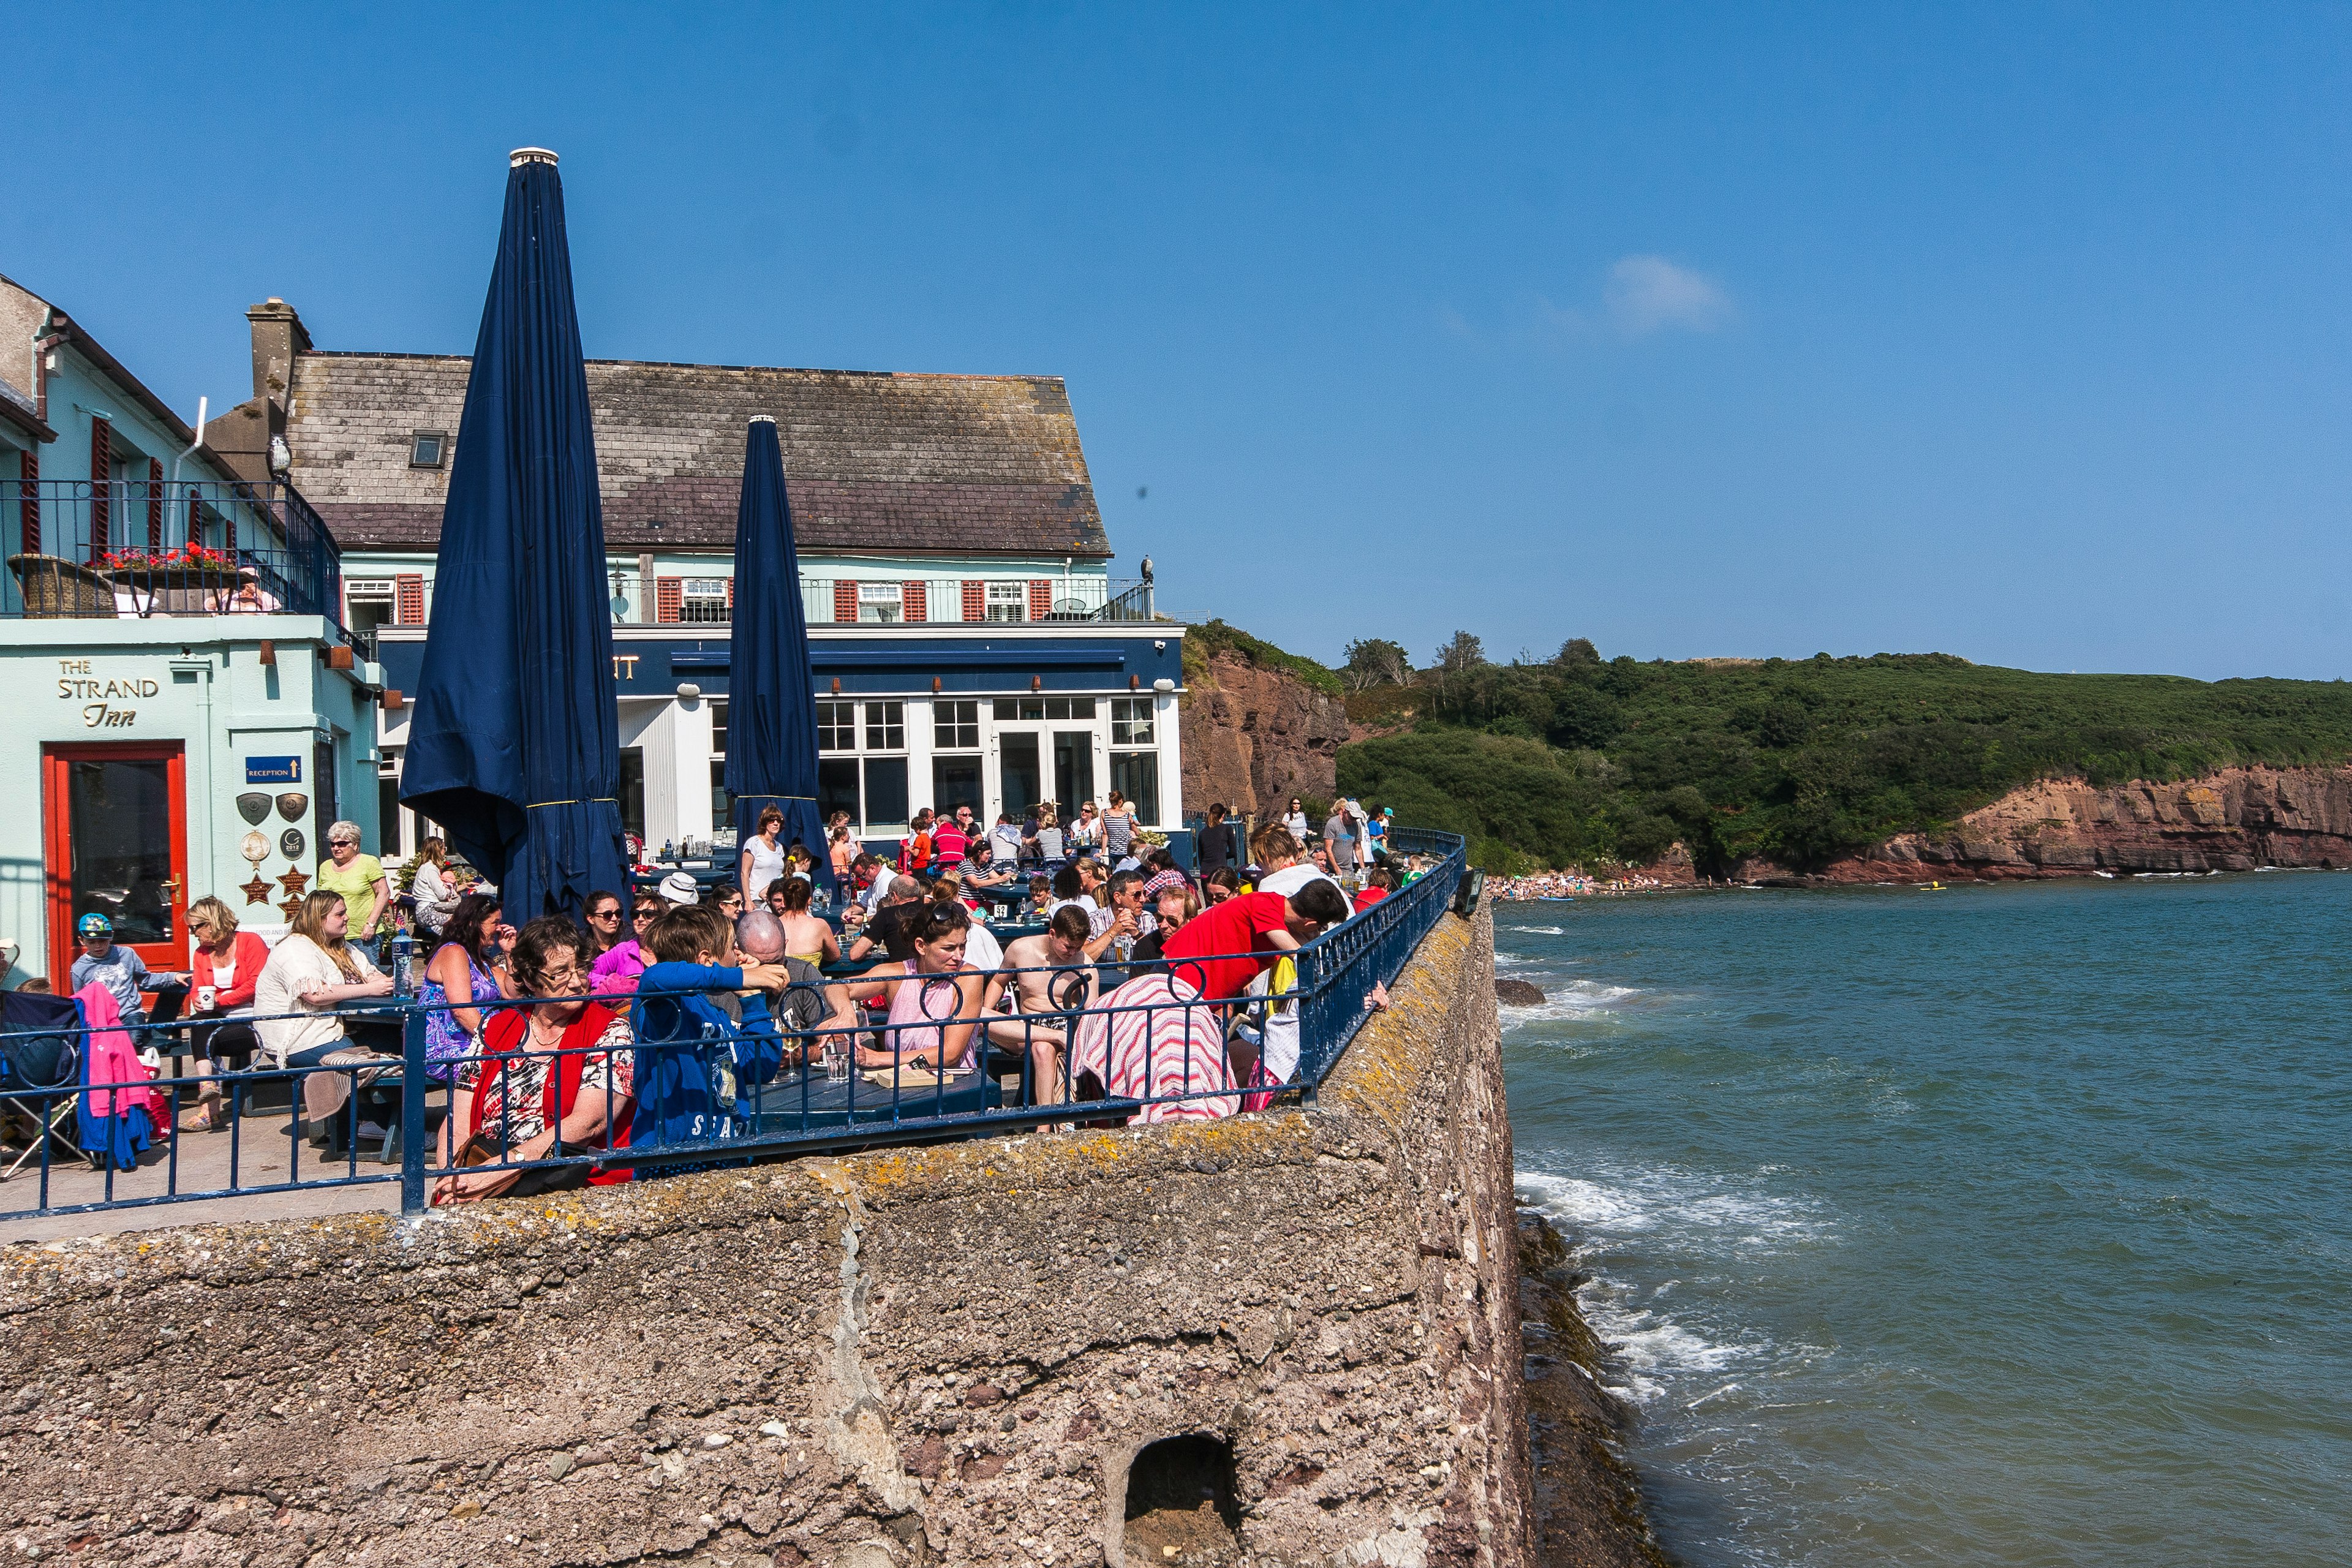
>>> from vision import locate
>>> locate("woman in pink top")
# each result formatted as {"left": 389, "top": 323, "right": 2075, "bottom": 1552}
{"left": 833, "top": 902, "right": 988, "bottom": 1072}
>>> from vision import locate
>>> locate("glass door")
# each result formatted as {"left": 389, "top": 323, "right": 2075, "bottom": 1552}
{"left": 999, "top": 734, "right": 1043, "bottom": 819}
{"left": 43, "top": 743, "right": 189, "bottom": 984}
{"left": 1053, "top": 731, "right": 1096, "bottom": 823}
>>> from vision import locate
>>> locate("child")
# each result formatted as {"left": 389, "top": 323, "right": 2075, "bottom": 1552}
{"left": 627, "top": 904, "right": 793, "bottom": 1175}
{"left": 69, "top": 914, "right": 153, "bottom": 1027}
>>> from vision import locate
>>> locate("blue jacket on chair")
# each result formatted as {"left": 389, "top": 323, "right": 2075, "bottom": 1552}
{"left": 627, "top": 962, "right": 785, "bottom": 1176}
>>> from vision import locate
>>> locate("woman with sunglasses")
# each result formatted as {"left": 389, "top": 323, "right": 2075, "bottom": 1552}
{"left": 581, "top": 890, "right": 627, "bottom": 956}
{"left": 833, "top": 902, "right": 990, "bottom": 1073}
{"left": 589, "top": 893, "right": 663, "bottom": 998}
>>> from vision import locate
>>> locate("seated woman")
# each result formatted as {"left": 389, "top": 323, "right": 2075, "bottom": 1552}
{"left": 435, "top": 915, "right": 635, "bottom": 1203}
{"left": 178, "top": 895, "right": 271, "bottom": 1131}
{"left": 833, "top": 901, "right": 991, "bottom": 1074}
{"left": 420, "top": 893, "right": 511, "bottom": 1081}
{"left": 253, "top": 890, "right": 398, "bottom": 1134}
{"left": 768, "top": 874, "right": 842, "bottom": 967}
{"left": 408, "top": 837, "right": 462, "bottom": 937}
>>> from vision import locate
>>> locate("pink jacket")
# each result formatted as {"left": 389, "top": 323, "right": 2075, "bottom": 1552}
{"left": 74, "top": 982, "right": 148, "bottom": 1119}
{"left": 589, "top": 939, "right": 647, "bottom": 998}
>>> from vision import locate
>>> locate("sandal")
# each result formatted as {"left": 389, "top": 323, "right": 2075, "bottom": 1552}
{"left": 177, "top": 1101, "right": 223, "bottom": 1133}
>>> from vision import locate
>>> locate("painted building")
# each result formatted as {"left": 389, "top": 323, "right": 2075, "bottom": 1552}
{"left": 232, "top": 304, "right": 1188, "bottom": 856}
{"left": 0, "top": 276, "right": 385, "bottom": 986}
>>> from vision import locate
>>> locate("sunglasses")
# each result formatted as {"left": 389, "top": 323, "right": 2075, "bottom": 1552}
{"left": 587, "top": 907, "right": 622, "bottom": 921}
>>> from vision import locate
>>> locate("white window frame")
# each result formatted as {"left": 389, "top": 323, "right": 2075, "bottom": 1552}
{"left": 680, "top": 577, "right": 730, "bottom": 623}
{"left": 984, "top": 581, "right": 1027, "bottom": 622}
{"left": 859, "top": 582, "right": 903, "bottom": 624}
{"left": 1110, "top": 696, "right": 1155, "bottom": 747}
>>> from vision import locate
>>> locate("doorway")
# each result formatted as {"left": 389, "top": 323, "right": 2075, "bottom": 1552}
{"left": 1052, "top": 731, "right": 1096, "bottom": 821}
{"left": 43, "top": 743, "right": 189, "bottom": 984}
{"left": 1000, "top": 734, "right": 1043, "bottom": 820}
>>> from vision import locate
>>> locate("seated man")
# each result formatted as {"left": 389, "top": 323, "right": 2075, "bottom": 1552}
{"left": 628, "top": 903, "right": 794, "bottom": 1174}
{"left": 736, "top": 910, "right": 859, "bottom": 1061}
{"left": 846, "top": 876, "right": 925, "bottom": 964}
{"left": 987, "top": 905, "right": 1098, "bottom": 1105}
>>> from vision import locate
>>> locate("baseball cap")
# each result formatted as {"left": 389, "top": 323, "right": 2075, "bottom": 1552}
{"left": 76, "top": 913, "right": 112, "bottom": 938}
{"left": 657, "top": 871, "right": 699, "bottom": 905}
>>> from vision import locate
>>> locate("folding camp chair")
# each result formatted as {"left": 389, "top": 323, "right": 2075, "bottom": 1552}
{"left": 0, "top": 991, "right": 84, "bottom": 1180}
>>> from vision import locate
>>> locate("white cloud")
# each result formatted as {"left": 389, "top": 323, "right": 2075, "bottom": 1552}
{"left": 1604, "top": 255, "right": 1733, "bottom": 336}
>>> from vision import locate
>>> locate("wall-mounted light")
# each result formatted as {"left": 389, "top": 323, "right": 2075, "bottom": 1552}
{"left": 676, "top": 682, "right": 701, "bottom": 701}
{"left": 1153, "top": 677, "right": 1174, "bottom": 693}
{"left": 257, "top": 641, "right": 276, "bottom": 668}
{"left": 931, "top": 676, "right": 942, "bottom": 694}
{"left": 1031, "top": 675, "right": 1044, "bottom": 692}
{"left": 1129, "top": 674, "right": 1140, "bottom": 691}
{"left": 830, "top": 677, "right": 842, "bottom": 695}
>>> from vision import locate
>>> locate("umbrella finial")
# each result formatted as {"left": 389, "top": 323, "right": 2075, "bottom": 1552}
{"left": 750, "top": 414, "right": 775, "bottom": 424}
{"left": 509, "top": 146, "right": 560, "bottom": 168}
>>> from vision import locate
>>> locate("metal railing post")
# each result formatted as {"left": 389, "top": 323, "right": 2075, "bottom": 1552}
{"left": 399, "top": 1002, "right": 429, "bottom": 1214}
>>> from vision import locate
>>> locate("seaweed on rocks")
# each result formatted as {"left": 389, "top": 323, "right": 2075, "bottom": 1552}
{"left": 1517, "top": 1210, "right": 1674, "bottom": 1568}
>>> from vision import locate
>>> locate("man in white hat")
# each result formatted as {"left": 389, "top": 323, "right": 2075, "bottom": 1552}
{"left": 657, "top": 870, "right": 699, "bottom": 907}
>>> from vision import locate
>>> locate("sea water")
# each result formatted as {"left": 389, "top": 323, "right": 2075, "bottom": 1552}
{"left": 1499, "top": 872, "right": 2352, "bottom": 1566}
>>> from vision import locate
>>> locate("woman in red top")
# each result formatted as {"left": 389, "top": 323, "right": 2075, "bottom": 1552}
{"left": 1072, "top": 881, "right": 1351, "bottom": 1123}
{"left": 178, "top": 896, "right": 274, "bottom": 1131}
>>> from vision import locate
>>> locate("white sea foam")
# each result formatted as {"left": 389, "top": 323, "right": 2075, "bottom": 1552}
{"left": 1498, "top": 979, "right": 1643, "bottom": 1022}
{"left": 1506, "top": 924, "right": 1567, "bottom": 936}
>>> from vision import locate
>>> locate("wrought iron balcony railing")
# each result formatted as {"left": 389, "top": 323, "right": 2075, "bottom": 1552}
{"left": 6, "top": 480, "right": 344, "bottom": 629}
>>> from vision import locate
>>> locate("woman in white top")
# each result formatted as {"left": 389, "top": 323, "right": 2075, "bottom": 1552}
{"left": 409, "top": 836, "right": 461, "bottom": 935}
{"left": 1281, "top": 798, "right": 1311, "bottom": 843}
{"left": 1034, "top": 805, "right": 1066, "bottom": 865}
{"left": 255, "top": 889, "right": 398, "bottom": 1132}
{"left": 739, "top": 805, "right": 789, "bottom": 904}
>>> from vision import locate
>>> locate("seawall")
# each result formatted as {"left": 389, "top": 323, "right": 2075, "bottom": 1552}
{"left": 0, "top": 904, "right": 1651, "bottom": 1568}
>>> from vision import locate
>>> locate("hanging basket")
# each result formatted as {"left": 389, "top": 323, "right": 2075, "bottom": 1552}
{"left": 7, "top": 554, "right": 118, "bottom": 619}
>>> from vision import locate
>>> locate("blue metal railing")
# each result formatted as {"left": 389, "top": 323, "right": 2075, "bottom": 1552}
{"left": 6, "top": 479, "right": 344, "bottom": 628}
{"left": 0, "top": 829, "right": 1465, "bottom": 1221}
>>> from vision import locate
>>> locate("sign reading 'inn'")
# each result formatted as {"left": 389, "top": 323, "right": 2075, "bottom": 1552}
{"left": 54, "top": 659, "right": 156, "bottom": 728}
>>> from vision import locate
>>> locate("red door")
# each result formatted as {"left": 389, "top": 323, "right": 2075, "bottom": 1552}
{"left": 43, "top": 743, "right": 189, "bottom": 987}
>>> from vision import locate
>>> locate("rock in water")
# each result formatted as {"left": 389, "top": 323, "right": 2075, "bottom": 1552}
{"left": 1496, "top": 979, "right": 1546, "bottom": 1006}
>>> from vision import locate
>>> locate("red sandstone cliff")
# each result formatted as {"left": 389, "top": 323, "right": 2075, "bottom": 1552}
{"left": 1731, "top": 764, "right": 2352, "bottom": 884}
{"left": 1180, "top": 650, "right": 1349, "bottom": 818}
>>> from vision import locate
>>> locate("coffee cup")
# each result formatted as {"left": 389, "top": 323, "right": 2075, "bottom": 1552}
{"left": 196, "top": 986, "right": 217, "bottom": 1012}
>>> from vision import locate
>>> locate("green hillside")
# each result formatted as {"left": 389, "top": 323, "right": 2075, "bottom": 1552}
{"left": 1332, "top": 647, "right": 2352, "bottom": 874}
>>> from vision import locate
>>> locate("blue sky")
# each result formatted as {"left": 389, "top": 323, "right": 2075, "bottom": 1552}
{"left": 10, "top": 4, "right": 2351, "bottom": 679}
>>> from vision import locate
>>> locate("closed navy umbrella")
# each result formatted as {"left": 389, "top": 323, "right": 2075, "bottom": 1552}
{"left": 725, "top": 417, "right": 831, "bottom": 888}
{"left": 400, "top": 148, "right": 628, "bottom": 922}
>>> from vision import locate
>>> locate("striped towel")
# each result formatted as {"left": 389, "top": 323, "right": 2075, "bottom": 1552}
{"left": 1071, "top": 973, "right": 1240, "bottom": 1123}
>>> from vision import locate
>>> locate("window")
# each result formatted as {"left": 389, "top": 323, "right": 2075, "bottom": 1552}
{"left": 933, "top": 756, "right": 982, "bottom": 818}
{"left": 858, "top": 582, "right": 903, "bottom": 624}
{"left": 410, "top": 432, "right": 447, "bottom": 469}
{"left": 1110, "top": 696, "right": 1156, "bottom": 746}
{"left": 984, "top": 581, "right": 1027, "bottom": 622}
{"left": 709, "top": 699, "right": 731, "bottom": 823}
{"left": 1111, "top": 751, "right": 1160, "bottom": 826}
{"left": 816, "top": 700, "right": 857, "bottom": 752}
{"left": 934, "top": 699, "right": 979, "bottom": 750}
{"left": 345, "top": 578, "right": 396, "bottom": 640}
{"left": 680, "top": 578, "right": 731, "bottom": 624}
{"left": 619, "top": 748, "right": 646, "bottom": 841}
{"left": 992, "top": 696, "right": 1095, "bottom": 722}
{"left": 864, "top": 700, "right": 905, "bottom": 751}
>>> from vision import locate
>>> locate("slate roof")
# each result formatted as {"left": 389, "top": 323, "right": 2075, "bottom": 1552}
{"left": 284, "top": 352, "right": 1110, "bottom": 557}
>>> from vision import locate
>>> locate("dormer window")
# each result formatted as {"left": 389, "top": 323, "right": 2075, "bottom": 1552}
{"left": 410, "top": 431, "right": 448, "bottom": 469}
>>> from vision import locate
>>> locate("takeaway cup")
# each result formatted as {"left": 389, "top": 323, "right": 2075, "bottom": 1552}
{"left": 196, "top": 986, "right": 217, "bottom": 1012}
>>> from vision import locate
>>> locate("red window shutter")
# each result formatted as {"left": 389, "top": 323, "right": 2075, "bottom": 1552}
{"left": 184, "top": 483, "right": 203, "bottom": 545}
{"left": 146, "top": 459, "right": 164, "bottom": 548}
{"left": 1028, "top": 579, "right": 1052, "bottom": 621}
{"left": 962, "top": 579, "right": 984, "bottom": 622}
{"left": 88, "top": 419, "right": 111, "bottom": 557}
{"left": 17, "top": 445, "right": 36, "bottom": 556}
{"left": 902, "top": 581, "right": 926, "bottom": 622}
{"left": 727, "top": 577, "right": 736, "bottom": 612}
{"left": 394, "top": 574, "right": 425, "bottom": 625}
{"left": 834, "top": 580, "right": 858, "bottom": 623}
{"left": 656, "top": 576, "right": 683, "bottom": 624}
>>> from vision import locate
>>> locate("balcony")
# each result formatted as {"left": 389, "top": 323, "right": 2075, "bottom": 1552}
{"left": 5, "top": 480, "right": 344, "bottom": 631}
{"left": 353, "top": 570, "right": 1183, "bottom": 635}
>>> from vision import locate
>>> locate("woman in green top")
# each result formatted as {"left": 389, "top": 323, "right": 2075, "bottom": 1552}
{"left": 317, "top": 820, "right": 393, "bottom": 967}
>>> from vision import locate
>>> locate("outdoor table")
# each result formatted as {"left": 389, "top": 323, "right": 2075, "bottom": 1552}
{"left": 746, "top": 1061, "right": 998, "bottom": 1137}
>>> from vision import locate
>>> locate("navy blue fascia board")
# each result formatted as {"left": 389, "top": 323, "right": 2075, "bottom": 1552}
{"left": 376, "top": 631, "right": 1185, "bottom": 700}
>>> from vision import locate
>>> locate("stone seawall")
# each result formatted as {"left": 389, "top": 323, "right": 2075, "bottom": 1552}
{"left": 0, "top": 905, "right": 1634, "bottom": 1568}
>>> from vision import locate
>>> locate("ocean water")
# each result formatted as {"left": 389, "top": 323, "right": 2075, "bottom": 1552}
{"left": 1499, "top": 872, "right": 2352, "bottom": 1567}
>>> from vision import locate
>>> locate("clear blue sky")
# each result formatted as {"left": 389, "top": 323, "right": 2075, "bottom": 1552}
{"left": 11, "top": 4, "right": 2350, "bottom": 680}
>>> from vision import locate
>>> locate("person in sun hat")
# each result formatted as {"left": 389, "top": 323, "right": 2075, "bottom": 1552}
{"left": 657, "top": 870, "right": 699, "bottom": 907}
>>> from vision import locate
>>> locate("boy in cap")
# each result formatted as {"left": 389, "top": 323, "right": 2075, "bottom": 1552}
{"left": 69, "top": 914, "right": 154, "bottom": 1027}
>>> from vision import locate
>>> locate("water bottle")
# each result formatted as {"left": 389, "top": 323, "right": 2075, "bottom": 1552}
{"left": 390, "top": 932, "right": 415, "bottom": 998}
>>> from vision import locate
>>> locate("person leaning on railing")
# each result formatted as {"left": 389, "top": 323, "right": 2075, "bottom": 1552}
{"left": 627, "top": 903, "right": 795, "bottom": 1172}
{"left": 434, "top": 915, "right": 636, "bottom": 1205}
{"left": 1068, "top": 879, "right": 1354, "bottom": 1125}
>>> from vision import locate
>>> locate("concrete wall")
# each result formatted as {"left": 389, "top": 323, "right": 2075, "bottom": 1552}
{"left": 0, "top": 907, "right": 1532, "bottom": 1568}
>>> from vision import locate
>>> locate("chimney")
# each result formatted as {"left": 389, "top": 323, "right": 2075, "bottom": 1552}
{"left": 246, "top": 298, "right": 311, "bottom": 419}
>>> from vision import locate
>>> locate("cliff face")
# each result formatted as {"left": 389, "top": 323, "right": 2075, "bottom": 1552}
{"left": 1737, "top": 764, "right": 2352, "bottom": 883}
{"left": 1180, "top": 650, "right": 1349, "bottom": 817}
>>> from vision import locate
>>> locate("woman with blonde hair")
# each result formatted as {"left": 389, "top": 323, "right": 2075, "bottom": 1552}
{"left": 178, "top": 895, "right": 271, "bottom": 1131}
{"left": 409, "top": 836, "right": 461, "bottom": 936}
{"left": 254, "top": 889, "right": 398, "bottom": 1134}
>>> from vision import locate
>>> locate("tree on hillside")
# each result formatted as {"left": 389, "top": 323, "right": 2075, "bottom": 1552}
{"left": 1554, "top": 637, "right": 1600, "bottom": 668}
{"left": 1342, "top": 637, "right": 1414, "bottom": 691}
{"left": 1433, "top": 630, "right": 1487, "bottom": 675}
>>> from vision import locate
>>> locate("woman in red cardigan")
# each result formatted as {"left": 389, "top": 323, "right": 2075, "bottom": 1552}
{"left": 179, "top": 895, "right": 273, "bottom": 1131}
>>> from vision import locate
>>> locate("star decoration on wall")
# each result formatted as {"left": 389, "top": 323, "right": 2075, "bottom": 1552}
{"left": 240, "top": 875, "right": 273, "bottom": 907}
{"left": 277, "top": 870, "right": 311, "bottom": 898}
{"left": 278, "top": 896, "right": 305, "bottom": 923}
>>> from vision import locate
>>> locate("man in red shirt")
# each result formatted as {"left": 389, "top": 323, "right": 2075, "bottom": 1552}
{"left": 1072, "top": 881, "right": 1351, "bottom": 1123}
{"left": 933, "top": 805, "right": 974, "bottom": 870}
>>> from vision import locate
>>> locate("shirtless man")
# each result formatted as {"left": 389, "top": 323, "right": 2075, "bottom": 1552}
{"left": 987, "top": 905, "right": 1096, "bottom": 1106}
